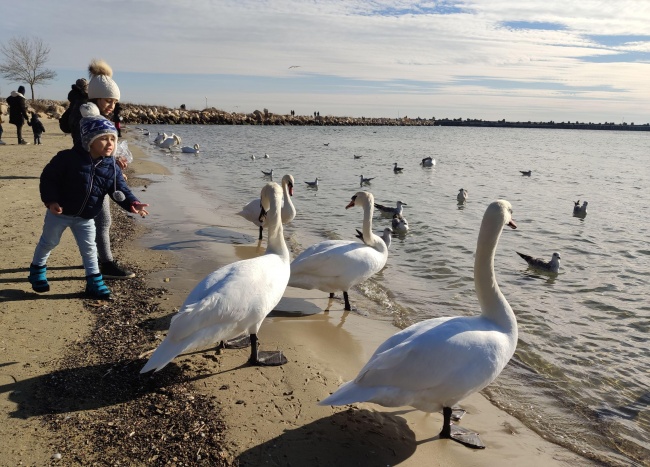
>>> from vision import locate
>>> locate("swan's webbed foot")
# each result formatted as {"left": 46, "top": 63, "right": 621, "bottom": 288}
{"left": 248, "top": 334, "right": 288, "bottom": 366}
{"left": 224, "top": 335, "right": 251, "bottom": 349}
{"left": 440, "top": 406, "right": 484, "bottom": 449}
{"left": 451, "top": 407, "right": 466, "bottom": 421}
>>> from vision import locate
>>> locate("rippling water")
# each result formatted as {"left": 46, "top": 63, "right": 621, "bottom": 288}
{"left": 132, "top": 124, "right": 649, "bottom": 466}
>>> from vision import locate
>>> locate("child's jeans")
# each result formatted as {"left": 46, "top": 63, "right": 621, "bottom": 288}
{"left": 32, "top": 210, "right": 99, "bottom": 275}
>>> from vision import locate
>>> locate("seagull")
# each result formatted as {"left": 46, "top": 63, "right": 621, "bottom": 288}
{"left": 457, "top": 188, "right": 468, "bottom": 203}
{"left": 520, "top": 170, "right": 532, "bottom": 176}
{"left": 421, "top": 157, "right": 435, "bottom": 167}
{"left": 288, "top": 65, "right": 301, "bottom": 69}
{"left": 517, "top": 251, "right": 561, "bottom": 274}
{"left": 393, "top": 162, "right": 404, "bottom": 173}
{"left": 251, "top": 154, "right": 256, "bottom": 160}
{"left": 305, "top": 178, "right": 320, "bottom": 188}
{"left": 392, "top": 214, "right": 409, "bottom": 235}
{"left": 573, "top": 200, "right": 588, "bottom": 218}
{"left": 353, "top": 155, "right": 362, "bottom": 159}
{"left": 262, "top": 169, "right": 274, "bottom": 178}
{"left": 359, "top": 175, "right": 375, "bottom": 186}
{"left": 374, "top": 200, "right": 406, "bottom": 217}
{"left": 264, "top": 153, "right": 270, "bottom": 158}
{"left": 323, "top": 143, "right": 330, "bottom": 146}
{"left": 356, "top": 227, "right": 393, "bottom": 249}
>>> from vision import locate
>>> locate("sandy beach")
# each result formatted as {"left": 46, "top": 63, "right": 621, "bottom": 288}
{"left": 0, "top": 117, "right": 597, "bottom": 466}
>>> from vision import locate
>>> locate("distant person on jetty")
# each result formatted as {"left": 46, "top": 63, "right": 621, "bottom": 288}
{"left": 28, "top": 112, "right": 46, "bottom": 145}
{"left": 6, "top": 85, "right": 30, "bottom": 144}
{"left": 28, "top": 104, "right": 149, "bottom": 299}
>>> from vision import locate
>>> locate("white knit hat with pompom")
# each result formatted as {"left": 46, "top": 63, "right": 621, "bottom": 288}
{"left": 87, "top": 59, "right": 120, "bottom": 100}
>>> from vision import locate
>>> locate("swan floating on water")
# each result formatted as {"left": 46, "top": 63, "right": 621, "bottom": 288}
{"left": 393, "top": 162, "right": 404, "bottom": 173}
{"left": 517, "top": 251, "right": 561, "bottom": 274}
{"left": 573, "top": 200, "right": 588, "bottom": 218}
{"left": 289, "top": 191, "right": 389, "bottom": 312}
{"left": 141, "top": 182, "right": 291, "bottom": 373}
{"left": 421, "top": 157, "right": 435, "bottom": 167}
{"left": 181, "top": 144, "right": 200, "bottom": 154}
{"left": 238, "top": 174, "right": 296, "bottom": 240}
{"left": 457, "top": 188, "right": 468, "bottom": 204}
{"left": 374, "top": 200, "right": 406, "bottom": 217}
{"left": 305, "top": 178, "right": 320, "bottom": 188}
{"left": 319, "top": 199, "right": 518, "bottom": 449}
{"left": 157, "top": 133, "right": 182, "bottom": 149}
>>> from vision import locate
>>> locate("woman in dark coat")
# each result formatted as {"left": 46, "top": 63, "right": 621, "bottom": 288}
{"left": 6, "top": 85, "right": 29, "bottom": 144}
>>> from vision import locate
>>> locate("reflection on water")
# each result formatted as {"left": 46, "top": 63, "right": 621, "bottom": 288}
{"left": 133, "top": 125, "right": 650, "bottom": 466}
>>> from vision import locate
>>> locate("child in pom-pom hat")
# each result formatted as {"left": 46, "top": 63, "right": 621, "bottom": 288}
{"left": 28, "top": 103, "right": 149, "bottom": 300}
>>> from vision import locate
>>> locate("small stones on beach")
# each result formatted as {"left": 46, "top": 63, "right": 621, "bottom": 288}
{"left": 52, "top": 453, "right": 62, "bottom": 461}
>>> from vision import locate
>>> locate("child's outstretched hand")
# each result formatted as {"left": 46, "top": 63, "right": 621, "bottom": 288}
{"left": 48, "top": 202, "right": 63, "bottom": 215}
{"left": 131, "top": 202, "right": 149, "bottom": 218}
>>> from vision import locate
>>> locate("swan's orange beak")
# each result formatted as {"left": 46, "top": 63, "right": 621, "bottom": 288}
{"left": 507, "top": 220, "right": 517, "bottom": 229}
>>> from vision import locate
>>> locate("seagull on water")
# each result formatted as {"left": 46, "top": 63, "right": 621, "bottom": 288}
{"left": 457, "top": 188, "right": 468, "bottom": 204}
{"left": 359, "top": 175, "right": 375, "bottom": 186}
{"left": 305, "top": 178, "right": 320, "bottom": 188}
{"left": 354, "top": 154, "right": 362, "bottom": 159}
{"left": 573, "top": 200, "right": 588, "bottom": 218}
{"left": 262, "top": 169, "right": 274, "bottom": 178}
{"left": 517, "top": 251, "right": 561, "bottom": 274}
{"left": 421, "top": 157, "right": 435, "bottom": 167}
{"left": 374, "top": 200, "right": 406, "bottom": 217}
{"left": 393, "top": 162, "right": 404, "bottom": 173}
{"left": 520, "top": 170, "right": 532, "bottom": 176}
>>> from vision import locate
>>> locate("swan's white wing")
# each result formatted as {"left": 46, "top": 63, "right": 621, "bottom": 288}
{"left": 237, "top": 198, "right": 263, "bottom": 226}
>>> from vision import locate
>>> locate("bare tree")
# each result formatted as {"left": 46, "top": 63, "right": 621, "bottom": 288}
{"left": 0, "top": 36, "right": 57, "bottom": 100}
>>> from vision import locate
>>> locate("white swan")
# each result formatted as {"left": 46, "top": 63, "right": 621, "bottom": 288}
{"left": 181, "top": 143, "right": 200, "bottom": 153}
{"left": 391, "top": 214, "right": 409, "bottom": 234}
{"left": 238, "top": 174, "right": 296, "bottom": 240}
{"left": 374, "top": 200, "right": 406, "bottom": 217}
{"left": 457, "top": 188, "right": 468, "bottom": 204}
{"left": 319, "top": 199, "right": 518, "bottom": 449}
{"left": 517, "top": 251, "right": 561, "bottom": 274}
{"left": 157, "top": 133, "right": 182, "bottom": 149}
{"left": 289, "top": 191, "right": 389, "bottom": 311}
{"left": 421, "top": 157, "right": 435, "bottom": 167}
{"left": 140, "top": 182, "right": 291, "bottom": 372}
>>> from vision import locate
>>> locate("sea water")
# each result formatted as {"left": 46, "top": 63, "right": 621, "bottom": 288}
{"left": 130, "top": 124, "right": 649, "bottom": 466}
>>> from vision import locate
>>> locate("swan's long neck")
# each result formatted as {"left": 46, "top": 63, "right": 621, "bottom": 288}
{"left": 474, "top": 219, "right": 516, "bottom": 333}
{"left": 281, "top": 182, "right": 295, "bottom": 218}
{"left": 361, "top": 198, "right": 387, "bottom": 255}
{"left": 265, "top": 192, "right": 290, "bottom": 262}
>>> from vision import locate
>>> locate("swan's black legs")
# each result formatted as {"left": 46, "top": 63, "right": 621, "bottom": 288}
{"left": 440, "top": 406, "right": 485, "bottom": 449}
{"left": 343, "top": 291, "right": 352, "bottom": 311}
{"left": 249, "top": 333, "right": 288, "bottom": 366}
{"left": 258, "top": 226, "right": 263, "bottom": 240}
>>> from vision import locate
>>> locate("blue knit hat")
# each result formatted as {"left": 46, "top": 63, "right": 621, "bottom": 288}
{"left": 79, "top": 103, "right": 118, "bottom": 152}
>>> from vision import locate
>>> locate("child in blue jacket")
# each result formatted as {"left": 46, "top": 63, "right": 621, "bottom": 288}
{"left": 28, "top": 103, "right": 149, "bottom": 299}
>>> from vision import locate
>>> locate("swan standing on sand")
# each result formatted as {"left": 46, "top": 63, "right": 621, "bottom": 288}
{"left": 289, "top": 191, "right": 389, "bottom": 312}
{"left": 238, "top": 174, "right": 296, "bottom": 240}
{"left": 457, "top": 188, "right": 468, "bottom": 203}
{"left": 374, "top": 200, "right": 406, "bottom": 217}
{"left": 421, "top": 157, "right": 435, "bottom": 167}
{"left": 140, "top": 182, "right": 291, "bottom": 372}
{"left": 517, "top": 251, "right": 561, "bottom": 274}
{"left": 319, "top": 200, "right": 518, "bottom": 449}
{"left": 181, "top": 144, "right": 200, "bottom": 154}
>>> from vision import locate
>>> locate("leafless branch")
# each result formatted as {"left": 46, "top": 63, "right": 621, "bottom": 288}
{"left": 0, "top": 36, "right": 57, "bottom": 100}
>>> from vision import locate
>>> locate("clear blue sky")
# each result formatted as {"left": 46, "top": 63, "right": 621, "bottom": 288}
{"left": 1, "top": 0, "right": 650, "bottom": 123}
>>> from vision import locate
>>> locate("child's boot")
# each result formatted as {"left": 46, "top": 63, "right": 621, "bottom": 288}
{"left": 28, "top": 263, "right": 50, "bottom": 292}
{"left": 85, "top": 273, "right": 111, "bottom": 300}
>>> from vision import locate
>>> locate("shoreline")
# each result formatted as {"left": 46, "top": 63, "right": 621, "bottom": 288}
{"left": 0, "top": 118, "right": 596, "bottom": 465}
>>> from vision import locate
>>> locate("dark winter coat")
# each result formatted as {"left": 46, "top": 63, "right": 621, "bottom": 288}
{"left": 40, "top": 146, "right": 139, "bottom": 219}
{"left": 29, "top": 115, "right": 46, "bottom": 135}
{"left": 6, "top": 91, "right": 29, "bottom": 126}
{"left": 67, "top": 85, "right": 88, "bottom": 147}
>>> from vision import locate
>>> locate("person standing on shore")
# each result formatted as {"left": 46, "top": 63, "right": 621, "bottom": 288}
{"left": 6, "top": 85, "right": 30, "bottom": 144}
{"left": 0, "top": 110, "right": 5, "bottom": 145}
{"left": 69, "top": 59, "right": 135, "bottom": 279}
{"left": 28, "top": 112, "right": 46, "bottom": 145}
{"left": 113, "top": 102, "right": 123, "bottom": 137}
{"left": 28, "top": 103, "right": 149, "bottom": 299}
